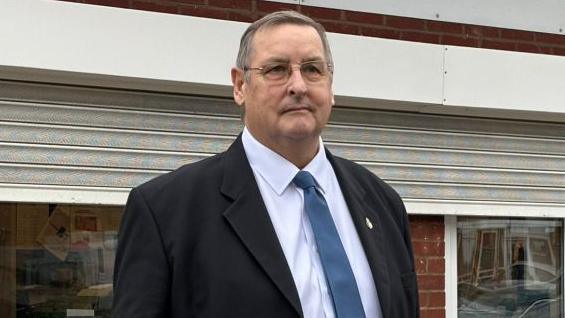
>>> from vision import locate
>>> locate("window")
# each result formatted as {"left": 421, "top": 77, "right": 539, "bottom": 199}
{"left": 457, "top": 217, "right": 562, "bottom": 318}
{"left": 0, "top": 203, "right": 123, "bottom": 318}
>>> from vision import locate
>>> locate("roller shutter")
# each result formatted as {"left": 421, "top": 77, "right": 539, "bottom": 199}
{"left": 0, "top": 80, "right": 563, "bottom": 206}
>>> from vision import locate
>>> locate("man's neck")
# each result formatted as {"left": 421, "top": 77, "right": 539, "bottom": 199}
{"left": 246, "top": 128, "right": 320, "bottom": 169}
{"left": 272, "top": 139, "right": 319, "bottom": 169}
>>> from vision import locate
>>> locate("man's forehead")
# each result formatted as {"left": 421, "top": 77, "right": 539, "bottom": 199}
{"left": 262, "top": 56, "right": 325, "bottom": 64}
{"left": 251, "top": 24, "right": 324, "bottom": 58}
{"left": 253, "top": 23, "right": 322, "bottom": 44}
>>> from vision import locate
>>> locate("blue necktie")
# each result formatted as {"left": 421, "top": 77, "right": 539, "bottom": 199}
{"left": 293, "top": 171, "right": 366, "bottom": 318}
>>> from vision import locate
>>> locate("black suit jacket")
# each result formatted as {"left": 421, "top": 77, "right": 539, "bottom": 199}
{"left": 113, "top": 135, "right": 419, "bottom": 317}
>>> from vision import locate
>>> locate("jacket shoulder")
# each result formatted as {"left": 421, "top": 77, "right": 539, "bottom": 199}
{"left": 333, "top": 156, "right": 400, "bottom": 196}
{"left": 331, "top": 155, "right": 406, "bottom": 216}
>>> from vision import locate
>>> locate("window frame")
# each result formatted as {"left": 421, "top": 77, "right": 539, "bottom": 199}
{"left": 447, "top": 214, "right": 565, "bottom": 318}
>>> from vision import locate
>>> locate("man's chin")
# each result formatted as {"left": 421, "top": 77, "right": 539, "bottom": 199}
{"left": 280, "top": 126, "right": 321, "bottom": 142}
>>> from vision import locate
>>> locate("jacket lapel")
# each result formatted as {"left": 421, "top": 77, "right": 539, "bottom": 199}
{"left": 220, "top": 135, "right": 303, "bottom": 317}
{"left": 327, "top": 151, "right": 392, "bottom": 318}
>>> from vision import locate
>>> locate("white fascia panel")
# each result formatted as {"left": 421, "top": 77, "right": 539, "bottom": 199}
{"left": 0, "top": 0, "right": 244, "bottom": 87}
{"left": 1, "top": 0, "right": 565, "bottom": 120}
{"left": 443, "top": 45, "right": 565, "bottom": 115}
{"left": 329, "top": 32, "right": 445, "bottom": 105}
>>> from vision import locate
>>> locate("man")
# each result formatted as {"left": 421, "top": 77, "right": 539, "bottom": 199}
{"left": 113, "top": 10, "right": 419, "bottom": 318}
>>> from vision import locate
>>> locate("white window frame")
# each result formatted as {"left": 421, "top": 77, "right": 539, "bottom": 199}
{"left": 0, "top": 184, "right": 128, "bottom": 206}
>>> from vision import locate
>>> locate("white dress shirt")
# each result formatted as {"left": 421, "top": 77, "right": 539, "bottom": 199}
{"left": 242, "top": 127, "right": 382, "bottom": 318}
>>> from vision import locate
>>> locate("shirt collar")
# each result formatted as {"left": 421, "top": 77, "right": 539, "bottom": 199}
{"left": 241, "top": 127, "right": 330, "bottom": 195}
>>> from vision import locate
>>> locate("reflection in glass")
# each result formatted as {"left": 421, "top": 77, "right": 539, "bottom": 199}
{"left": 0, "top": 203, "right": 122, "bottom": 318}
{"left": 458, "top": 217, "right": 562, "bottom": 318}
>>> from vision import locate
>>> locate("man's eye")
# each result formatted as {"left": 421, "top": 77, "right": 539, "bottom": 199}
{"left": 302, "top": 64, "right": 323, "bottom": 74}
{"left": 264, "top": 64, "right": 288, "bottom": 75}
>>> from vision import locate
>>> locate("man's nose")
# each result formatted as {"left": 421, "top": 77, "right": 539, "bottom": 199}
{"left": 287, "top": 66, "right": 308, "bottom": 96}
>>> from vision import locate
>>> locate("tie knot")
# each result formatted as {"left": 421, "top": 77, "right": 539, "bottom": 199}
{"left": 293, "top": 170, "right": 317, "bottom": 190}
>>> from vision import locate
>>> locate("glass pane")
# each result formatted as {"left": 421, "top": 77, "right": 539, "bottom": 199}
{"left": 0, "top": 203, "right": 123, "bottom": 318}
{"left": 458, "top": 217, "right": 562, "bottom": 318}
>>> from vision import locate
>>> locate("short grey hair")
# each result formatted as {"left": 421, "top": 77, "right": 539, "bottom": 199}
{"left": 235, "top": 11, "right": 333, "bottom": 75}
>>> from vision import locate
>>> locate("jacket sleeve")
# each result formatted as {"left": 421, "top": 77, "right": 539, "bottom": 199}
{"left": 112, "top": 187, "right": 171, "bottom": 318}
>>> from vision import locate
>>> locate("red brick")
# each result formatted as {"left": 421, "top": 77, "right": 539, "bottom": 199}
{"left": 83, "top": 0, "right": 130, "bottom": 8}
{"left": 427, "top": 258, "right": 445, "bottom": 274}
{"left": 418, "top": 291, "right": 429, "bottom": 307}
{"left": 360, "top": 27, "right": 400, "bottom": 40}
{"left": 466, "top": 25, "right": 499, "bottom": 38}
{"left": 401, "top": 31, "right": 441, "bottom": 44}
{"left": 441, "top": 35, "right": 479, "bottom": 47}
{"left": 410, "top": 215, "right": 443, "bottom": 223}
{"left": 132, "top": 1, "right": 178, "bottom": 14}
{"left": 427, "top": 21, "right": 463, "bottom": 34}
{"left": 343, "top": 10, "right": 384, "bottom": 25}
{"left": 420, "top": 308, "right": 445, "bottom": 318}
{"left": 415, "top": 257, "right": 426, "bottom": 273}
{"left": 535, "top": 32, "right": 565, "bottom": 45}
{"left": 207, "top": 0, "right": 252, "bottom": 10}
{"left": 322, "top": 21, "right": 359, "bottom": 35}
{"left": 428, "top": 291, "right": 445, "bottom": 307}
{"left": 539, "top": 46, "right": 554, "bottom": 54}
{"left": 385, "top": 16, "right": 426, "bottom": 30}
{"left": 170, "top": 0, "right": 205, "bottom": 4}
{"left": 179, "top": 6, "right": 229, "bottom": 19}
{"left": 516, "top": 43, "right": 541, "bottom": 53}
{"left": 410, "top": 221, "right": 443, "bottom": 241}
{"left": 413, "top": 241, "right": 444, "bottom": 257}
{"left": 482, "top": 39, "right": 516, "bottom": 51}
{"left": 227, "top": 10, "right": 255, "bottom": 22}
{"left": 299, "top": 5, "right": 341, "bottom": 20}
{"left": 500, "top": 29, "right": 535, "bottom": 41}
{"left": 257, "top": 1, "right": 298, "bottom": 13}
{"left": 553, "top": 47, "right": 565, "bottom": 56}
{"left": 417, "top": 274, "right": 444, "bottom": 290}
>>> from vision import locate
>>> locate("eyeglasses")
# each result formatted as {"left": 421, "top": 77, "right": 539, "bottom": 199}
{"left": 244, "top": 60, "right": 333, "bottom": 83}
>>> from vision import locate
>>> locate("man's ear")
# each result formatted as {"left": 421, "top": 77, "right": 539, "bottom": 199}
{"left": 231, "top": 67, "right": 246, "bottom": 106}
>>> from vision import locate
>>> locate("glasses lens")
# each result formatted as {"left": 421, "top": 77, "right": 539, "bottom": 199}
{"left": 256, "top": 61, "right": 330, "bottom": 83}
{"left": 300, "top": 61, "right": 328, "bottom": 82}
{"left": 261, "top": 63, "right": 289, "bottom": 81}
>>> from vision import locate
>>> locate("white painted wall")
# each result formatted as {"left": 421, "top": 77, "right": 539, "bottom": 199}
{"left": 1, "top": 0, "right": 564, "bottom": 121}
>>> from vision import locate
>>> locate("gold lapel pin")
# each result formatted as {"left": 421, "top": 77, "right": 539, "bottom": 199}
{"left": 365, "top": 217, "right": 373, "bottom": 230}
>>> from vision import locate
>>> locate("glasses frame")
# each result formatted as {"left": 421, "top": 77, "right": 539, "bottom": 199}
{"left": 243, "top": 60, "right": 333, "bottom": 84}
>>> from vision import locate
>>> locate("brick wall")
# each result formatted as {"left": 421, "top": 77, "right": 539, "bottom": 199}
{"left": 410, "top": 215, "right": 445, "bottom": 318}
{"left": 59, "top": 0, "right": 565, "bottom": 56}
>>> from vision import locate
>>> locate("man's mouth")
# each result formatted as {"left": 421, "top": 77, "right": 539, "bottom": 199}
{"left": 282, "top": 105, "right": 311, "bottom": 113}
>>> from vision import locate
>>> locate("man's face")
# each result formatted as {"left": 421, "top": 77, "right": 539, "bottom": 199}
{"left": 232, "top": 24, "right": 334, "bottom": 151}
